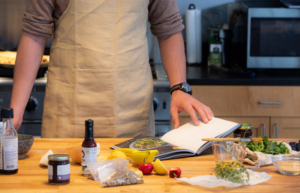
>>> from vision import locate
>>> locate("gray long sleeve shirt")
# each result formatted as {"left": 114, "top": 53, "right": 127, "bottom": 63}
{"left": 22, "top": 0, "right": 184, "bottom": 39}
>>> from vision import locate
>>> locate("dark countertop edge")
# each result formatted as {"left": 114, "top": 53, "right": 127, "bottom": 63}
{"left": 187, "top": 79, "right": 300, "bottom": 86}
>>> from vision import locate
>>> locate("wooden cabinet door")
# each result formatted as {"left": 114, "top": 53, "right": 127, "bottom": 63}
{"left": 184, "top": 86, "right": 300, "bottom": 117}
{"left": 248, "top": 87, "right": 300, "bottom": 117}
{"left": 270, "top": 117, "right": 300, "bottom": 139}
{"left": 171, "top": 116, "right": 270, "bottom": 138}
{"left": 181, "top": 86, "right": 251, "bottom": 117}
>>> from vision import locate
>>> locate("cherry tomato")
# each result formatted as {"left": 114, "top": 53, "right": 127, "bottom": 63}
{"left": 169, "top": 167, "right": 181, "bottom": 178}
{"left": 138, "top": 163, "right": 153, "bottom": 175}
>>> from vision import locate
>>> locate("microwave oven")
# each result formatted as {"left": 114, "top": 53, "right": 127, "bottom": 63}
{"left": 246, "top": 8, "right": 300, "bottom": 69}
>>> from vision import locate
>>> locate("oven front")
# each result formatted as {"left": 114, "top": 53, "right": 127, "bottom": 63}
{"left": 152, "top": 63, "right": 171, "bottom": 137}
{"left": 0, "top": 78, "right": 46, "bottom": 137}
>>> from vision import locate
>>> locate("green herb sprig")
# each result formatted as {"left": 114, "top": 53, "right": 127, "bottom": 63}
{"left": 211, "top": 161, "right": 249, "bottom": 184}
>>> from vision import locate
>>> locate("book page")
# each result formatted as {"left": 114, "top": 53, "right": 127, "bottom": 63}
{"left": 161, "top": 117, "right": 240, "bottom": 153}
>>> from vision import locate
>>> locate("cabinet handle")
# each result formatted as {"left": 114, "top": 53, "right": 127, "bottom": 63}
{"left": 275, "top": 123, "right": 279, "bottom": 138}
{"left": 258, "top": 101, "right": 282, "bottom": 105}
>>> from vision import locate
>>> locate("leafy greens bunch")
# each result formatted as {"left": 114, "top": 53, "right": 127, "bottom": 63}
{"left": 246, "top": 136, "right": 290, "bottom": 155}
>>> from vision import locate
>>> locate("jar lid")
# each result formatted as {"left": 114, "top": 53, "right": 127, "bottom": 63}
{"left": 1, "top": 108, "right": 13, "bottom": 119}
{"left": 238, "top": 123, "right": 253, "bottom": 130}
{"left": 48, "top": 154, "right": 70, "bottom": 161}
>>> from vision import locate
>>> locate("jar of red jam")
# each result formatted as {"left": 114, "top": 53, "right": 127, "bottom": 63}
{"left": 48, "top": 154, "right": 70, "bottom": 185}
{"left": 234, "top": 123, "right": 253, "bottom": 138}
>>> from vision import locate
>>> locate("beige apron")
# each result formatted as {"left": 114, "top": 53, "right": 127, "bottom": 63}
{"left": 41, "top": 0, "right": 154, "bottom": 138}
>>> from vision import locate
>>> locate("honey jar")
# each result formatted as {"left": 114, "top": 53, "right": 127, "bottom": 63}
{"left": 48, "top": 154, "right": 70, "bottom": 185}
{"left": 234, "top": 123, "right": 253, "bottom": 138}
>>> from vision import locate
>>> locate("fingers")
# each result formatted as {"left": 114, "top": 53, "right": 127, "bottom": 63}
{"left": 185, "top": 105, "right": 200, "bottom": 126}
{"left": 170, "top": 107, "right": 180, "bottom": 129}
{"left": 170, "top": 91, "right": 215, "bottom": 128}
{"left": 13, "top": 118, "right": 22, "bottom": 131}
{"left": 192, "top": 102, "right": 209, "bottom": 123}
{"left": 206, "top": 106, "right": 215, "bottom": 118}
{"left": 200, "top": 102, "right": 214, "bottom": 118}
{"left": 200, "top": 104, "right": 213, "bottom": 121}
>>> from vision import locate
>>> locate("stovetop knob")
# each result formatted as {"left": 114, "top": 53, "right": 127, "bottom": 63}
{"left": 153, "top": 98, "right": 159, "bottom": 111}
{"left": 26, "top": 96, "right": 39, "bottom": 112}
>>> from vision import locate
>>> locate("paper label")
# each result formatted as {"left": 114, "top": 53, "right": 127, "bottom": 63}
{"left": 3, "top": 138, "right": 18, "bottom": 170}
{"left": 57, "top": 164, "right": 70, "bottom": 181}
{"left": 82, "top": 147, "right": 97, "bottom": 164}
{"left": 210, "top": 44, "right": 222, "bottom": 52}
{"left": 81, "top": 164, "right": 91, "bottom": 175}
{"left": 48, "top": 165, "right": 53, "bottom": 180}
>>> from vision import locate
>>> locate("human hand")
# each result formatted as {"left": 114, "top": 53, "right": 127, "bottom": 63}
{"left": 170, "top": 90, "right": 214, "bottom": 128}
{"left": 13, "top": 115, "right": 23, "bottom": 131}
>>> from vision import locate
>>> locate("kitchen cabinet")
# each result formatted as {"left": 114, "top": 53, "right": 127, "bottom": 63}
{"left": 172, "top": 86, "right": 300, "bottom": 138}
{"left": 270, "top": 117, "right": 300, "bottom": 139}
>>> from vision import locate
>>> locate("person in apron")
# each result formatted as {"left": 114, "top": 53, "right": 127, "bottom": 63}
{"left": 11, "top": 0, "right": 214, "bottom": 138}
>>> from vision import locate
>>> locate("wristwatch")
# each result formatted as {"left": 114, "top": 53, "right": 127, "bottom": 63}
{"left": 170, "top": 83, "right": 192, "bottom": 95}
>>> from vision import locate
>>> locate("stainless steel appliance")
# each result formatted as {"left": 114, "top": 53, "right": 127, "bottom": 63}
{"left": 151, "top": 63, "right": 171, "bottom": 137}
{"left": 243, "top": 3, "right": 300, "bottom": 69}
{"left": 0, "top": 77, "right": 46, "bottom": 136}
{"left": 281, "top": 0, "right": 300, "bottom": 8}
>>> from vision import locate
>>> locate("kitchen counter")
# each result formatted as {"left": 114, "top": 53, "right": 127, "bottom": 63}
{"left": 187, "top": 66, "right": 300, "bottom": 86}
{"left": 1, "top": 138, "right": 300, "bottom": 193}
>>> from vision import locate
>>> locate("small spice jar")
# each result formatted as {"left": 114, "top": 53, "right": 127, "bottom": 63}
{"left": 234, "top": 123, "right": 253, "bottom": 138}
{"left": 48, "top": 154, "right": 70, "bottom": 185}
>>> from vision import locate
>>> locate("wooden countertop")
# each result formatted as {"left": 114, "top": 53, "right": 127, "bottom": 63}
{"left": 1, "top": 138, "right": 300, "bottom": 193}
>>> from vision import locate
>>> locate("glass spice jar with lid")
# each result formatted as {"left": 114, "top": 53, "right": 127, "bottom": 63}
{"left": 48, "top": 154, "right": 70, "bottom": 185}
{"left": 234, "top": 123, "right": 253, "bottom": 138}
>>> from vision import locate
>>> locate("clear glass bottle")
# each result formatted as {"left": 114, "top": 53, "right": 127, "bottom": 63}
{"left": 0, "top": 106, "right": 2, "bottom": 130}
{"left": 0, "top": 107, "right": 3, "bottom": 138}
{"left": 0, "top": 108, "right": 18, "bottom": 175}
{"left": 209, "top": 30, "right": 222, "bottom": 67}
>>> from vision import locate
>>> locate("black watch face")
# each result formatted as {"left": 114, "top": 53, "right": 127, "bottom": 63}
{"left": 182, "top": 83, "right": 191, "bottom": 92}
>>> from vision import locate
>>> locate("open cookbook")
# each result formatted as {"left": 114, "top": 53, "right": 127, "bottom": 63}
{"left": 111, "top": 117, "right": 241, "bottom": 160}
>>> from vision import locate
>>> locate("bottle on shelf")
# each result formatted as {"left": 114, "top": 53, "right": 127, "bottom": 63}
{"left": 0, "top": 108, "right": 18, "bottom": 175}
{"left": 81, "top": 119, "right": 97, "bottom": 175}
{"left": 209, "top": 30, "right": 222, "bottom": 67}
{"left": 0, "top": 107, "right": 2, "bottom": 129}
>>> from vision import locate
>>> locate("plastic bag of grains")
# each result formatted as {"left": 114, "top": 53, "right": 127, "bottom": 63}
{"left": 86, "top": 158, "right": 144, "bottom": 187}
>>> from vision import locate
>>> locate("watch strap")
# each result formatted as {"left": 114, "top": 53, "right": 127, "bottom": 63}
{"left": 170, "top": 83, "right": 192, "bottom": 95}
